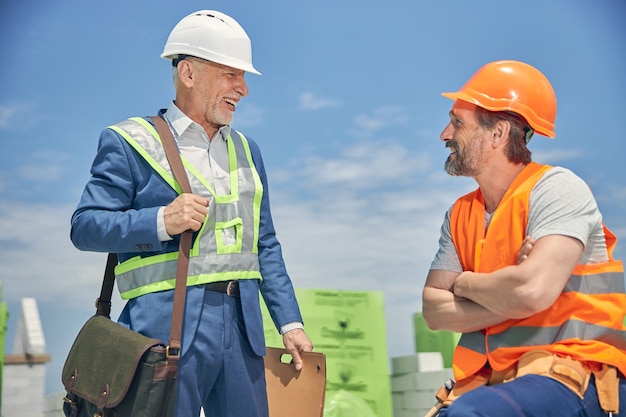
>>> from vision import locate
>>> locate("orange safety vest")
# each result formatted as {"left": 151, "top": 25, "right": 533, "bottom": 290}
{"left": 450, "top": 162, "right": 626, "bottom": 381}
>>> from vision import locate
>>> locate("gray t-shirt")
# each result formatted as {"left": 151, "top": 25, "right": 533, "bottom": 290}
{"left": 430, "top": 167, "right": 609, "bottom": 273}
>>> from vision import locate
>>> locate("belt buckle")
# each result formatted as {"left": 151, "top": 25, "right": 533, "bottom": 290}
{"left": 226, "top": 281, "right": 237, "bottom": 296}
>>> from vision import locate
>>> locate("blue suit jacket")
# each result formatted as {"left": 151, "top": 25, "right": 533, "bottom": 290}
{"left": 70, "top": 115, "right": 303, "bottom": 356}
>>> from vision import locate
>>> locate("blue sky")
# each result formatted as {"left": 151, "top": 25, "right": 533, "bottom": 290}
{"left": 1, "top": 0, "right": 625, "bottom": 395}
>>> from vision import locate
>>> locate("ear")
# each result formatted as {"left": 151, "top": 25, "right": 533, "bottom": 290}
{"left": 177, "top": 60, "right": 196, "bottom": 88}
{"left": 492, "top": 120, "right": 511, "bottom": 148}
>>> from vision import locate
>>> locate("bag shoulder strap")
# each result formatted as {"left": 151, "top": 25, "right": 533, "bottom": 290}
{"left": 95, "top": 115, "right": 194, "bottom": 360}
{"left": 95, "top": 253, "right": 118, "bottom": 318}
{"left": 150, "top": 115, "right": 193, "bottom": 356}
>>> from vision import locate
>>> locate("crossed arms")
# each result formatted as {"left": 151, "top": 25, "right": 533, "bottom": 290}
{"left": 422, "top": 235, "right": 584, "bottom": 333}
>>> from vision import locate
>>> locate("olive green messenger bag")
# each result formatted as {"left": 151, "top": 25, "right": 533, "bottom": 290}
{"left": 62, "top": 116, "right": 193, "bottom": 417}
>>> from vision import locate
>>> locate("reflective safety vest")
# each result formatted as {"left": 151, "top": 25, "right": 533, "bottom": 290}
{"left": 450, "top": 162, "right": 626, "bottom": 381}
{"left": 109, "top": 117, "right": 263, "bottom": 300}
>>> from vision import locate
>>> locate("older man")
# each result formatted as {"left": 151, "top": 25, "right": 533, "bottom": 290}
{"left": 71, "top": 10, "right": 313, "bottom": 417}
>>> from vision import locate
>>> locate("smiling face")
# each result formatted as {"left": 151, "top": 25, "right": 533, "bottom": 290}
{"left": 440, "top": 100, "right": 491, "bottom": 177}
{"left": 176, "top": 57, "right": 249, "bottom": 138}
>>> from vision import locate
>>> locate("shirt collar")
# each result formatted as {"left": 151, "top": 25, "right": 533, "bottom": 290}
{"left": 163, "top": 101, "right": 231, "bottom": 142}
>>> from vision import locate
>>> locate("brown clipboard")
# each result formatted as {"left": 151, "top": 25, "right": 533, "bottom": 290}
{"left": 264, "top": 347, "right": 327, "bottom": 417}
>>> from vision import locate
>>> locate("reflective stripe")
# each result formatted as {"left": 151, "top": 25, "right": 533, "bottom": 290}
{"left": 458, "top": 331, "right": 487, "bottom": 355}
{"left": 565, "top": 271, "right": 626, "bottom": 294}
{"left": 117, "top": 253, "right": 260, "bottom": 290}
{"left": 487, "top": 320, "right": 626, "bottom": 351}
{"left": 110, "top": 118, "right": 181, "bottom": 193}
{"left": 109, "top": 118, "right": 263, "bottom": 299}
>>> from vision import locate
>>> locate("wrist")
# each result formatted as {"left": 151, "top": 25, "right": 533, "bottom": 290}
{"left": 454, "top": 271, "right": 472, "bottom": 298}
{"left": 280, "top": 322, "right": 304, "bottom": 335}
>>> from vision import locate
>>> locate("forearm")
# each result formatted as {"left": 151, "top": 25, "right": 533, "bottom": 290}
{"left": 422, "top": 269, "right": 508, "bottom": 332}
{"left": 453, "top": 267, "right": 536, "bottom": 318}
{"left": 454, "top": 234, "right": 582, "bottom": 318}
{"left": 422, "top": 285, "right": 508, "bottom": 332}
{"left": 71, "top": 206, "right": 163, "bottom": 253}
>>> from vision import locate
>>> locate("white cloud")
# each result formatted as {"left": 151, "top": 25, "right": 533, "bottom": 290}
{"left": 0, "top": 101, "right": 39, "bottom": 130}
{"left": 275, "top": 139, "right": 448, "bottom": 194}
{"left": 0, "top": 104, "right": 21, "bottom": 128}
{"left": 347, "top": 106, "right": 409, "bottom": 138}
{"left": 298, "top": 91, "right": 342, "bottom": 111}
{"left": 17, "top": 149, "right": 70, "bottom": 182}
{"left": 532, "top": 147, "right": 585, "bottom": 164}
{"left": 0, "top": 202, "right": 107, "bottom": 305}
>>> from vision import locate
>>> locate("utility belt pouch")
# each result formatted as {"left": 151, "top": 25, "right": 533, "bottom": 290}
{"left": 516, "top": 349, "right": 590, "bottom": 398}
{"left": 592, "top": 364, "right": 619, "bottom": 414}
{"left": 429, "top": 349, "right": 619, "bottom": 417}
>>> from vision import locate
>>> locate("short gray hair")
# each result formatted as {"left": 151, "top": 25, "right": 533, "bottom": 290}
{"left": 171, "top": 66, "right": 179, "bottom": 86}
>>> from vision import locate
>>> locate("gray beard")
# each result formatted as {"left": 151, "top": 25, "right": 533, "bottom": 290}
{"left": 444, "top": 153, "right": 481, "bottom": 177}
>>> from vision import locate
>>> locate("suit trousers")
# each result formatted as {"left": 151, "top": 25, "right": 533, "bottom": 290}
{"left": 118, "top": 286, "right": 269, "bottom": 417}
{"left": 438, "top": 373, "right": 626, "bottom": 417}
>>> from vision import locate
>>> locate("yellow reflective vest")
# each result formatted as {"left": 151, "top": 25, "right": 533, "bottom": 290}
{"left": 109, "top": 117, "right": 263, "bottom": 299}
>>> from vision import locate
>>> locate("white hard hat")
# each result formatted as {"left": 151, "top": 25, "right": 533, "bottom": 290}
{"left": 161, "top": 10, "right": 261, "bottom": 75}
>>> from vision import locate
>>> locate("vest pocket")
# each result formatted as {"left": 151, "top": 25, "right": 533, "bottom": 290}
{"left": 215, "top": 217, "right": 243, "bottom": 254}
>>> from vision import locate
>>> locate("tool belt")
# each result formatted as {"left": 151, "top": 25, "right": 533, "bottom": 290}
{"left": 434, "top": 349, "right": 620, "bottom": 415}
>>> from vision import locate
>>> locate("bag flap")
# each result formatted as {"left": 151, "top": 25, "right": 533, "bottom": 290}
{"left": 62, "top": 315, "right": 163, "bottom": 407}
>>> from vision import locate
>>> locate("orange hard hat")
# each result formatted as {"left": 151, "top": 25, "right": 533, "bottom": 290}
{"left": 442, "top": 60, "right": 557, "bottom": 138}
